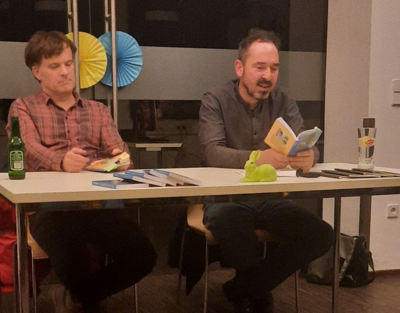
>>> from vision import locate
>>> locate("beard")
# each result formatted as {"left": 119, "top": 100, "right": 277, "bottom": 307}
{"left": 242, "top": 78, "right": 272, "bottom": 102}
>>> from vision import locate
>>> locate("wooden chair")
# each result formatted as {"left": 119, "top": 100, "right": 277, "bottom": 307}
{"left": 13, "top": 217, "right": 48, "bottom": 313}
{"left": 28, "top": 221, "right": 48, "bottom": 313}
{"left": 176, "top": 204, "right": 300, "bottom": 313}
{"left": 14, "top": 216, "right": 140, "bottom": 313}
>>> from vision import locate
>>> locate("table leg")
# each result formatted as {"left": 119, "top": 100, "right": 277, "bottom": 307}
{"left": 15, "top": 204, "right": 29, "bottom": 313}
{"left": 332, "top": 196, "right": 341, "bottom": 313}
{"left": 359, "top": 195, "right": 372, "bottom": 251}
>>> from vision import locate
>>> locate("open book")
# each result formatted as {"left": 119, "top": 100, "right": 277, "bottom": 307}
{"left": 264, "top": 117, "right": 322, "bottom": 156}
{"left": 86, "top": 152, "right": 130, "bottom": 172}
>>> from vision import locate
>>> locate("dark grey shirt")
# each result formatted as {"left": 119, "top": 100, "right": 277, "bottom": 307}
{"left": 199, "top": 79, "right": 319, "bottom": 168}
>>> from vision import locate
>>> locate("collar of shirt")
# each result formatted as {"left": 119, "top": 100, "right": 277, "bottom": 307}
{"left": 39, "top": 88, "right": 85, "bottom": 108}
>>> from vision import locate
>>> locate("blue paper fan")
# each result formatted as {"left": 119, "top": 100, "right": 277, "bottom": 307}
{"left": 98, "top": 31, "right": 143, "bottom": 87}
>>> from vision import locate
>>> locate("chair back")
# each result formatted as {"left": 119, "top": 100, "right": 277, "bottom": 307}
{"left": 26, "top": 218, "right": 48, "bottom": 260}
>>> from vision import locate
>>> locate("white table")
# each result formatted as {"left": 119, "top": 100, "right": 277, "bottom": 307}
{"left": 2, "top": 163, "right": 400, "bottom": 313}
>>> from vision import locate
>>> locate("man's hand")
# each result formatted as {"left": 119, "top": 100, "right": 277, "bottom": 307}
{"left": 255, "top": 149, "right": 289, "bottom": 169}
{"left": 110, "top": 148, "right": 131, "bottom": 171}
{"left": 287, "top": 149, "right": 315, "bottom": 172}
{"left": 62, "top": 148, "right": 89, "bottom": 173}
{"left": 111, "top": 148, "right": 123, "bottom": 156}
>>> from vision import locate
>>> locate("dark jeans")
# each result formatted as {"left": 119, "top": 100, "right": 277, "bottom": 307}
{"left": 29, "top": 205, "right": 157, "bottom": 305}
{"left": 203, "top": 200, "right": 334, "bottom": 299}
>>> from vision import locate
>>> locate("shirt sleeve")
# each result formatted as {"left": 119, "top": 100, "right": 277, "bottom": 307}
{"left": 7, "top": 99, "right": 65, "bottom": 171}
{"left": 199, "top": 92, "right": 251, "bottom": 169}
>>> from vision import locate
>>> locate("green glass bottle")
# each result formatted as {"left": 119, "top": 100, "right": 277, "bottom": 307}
{"left": 8, "top": 117, "right": 25, "bottom": 180}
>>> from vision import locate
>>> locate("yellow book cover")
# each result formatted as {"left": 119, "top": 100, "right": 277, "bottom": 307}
{"left": 264, "top": 117, "right": 322, "bottom": 156}
{"left": 86, "top": 152, "right": 130, "bottom": 172}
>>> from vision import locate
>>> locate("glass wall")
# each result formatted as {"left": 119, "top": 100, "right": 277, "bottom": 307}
{"left": 0, "top": 0, "right": 328, "bottom": 161}
{"left": 0, "top": 0, "right": 327, "bottom": 52}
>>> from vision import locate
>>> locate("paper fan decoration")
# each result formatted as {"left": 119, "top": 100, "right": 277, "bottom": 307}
{"left": 66, "top": 32, "right": 107, "bottom": 89}
{"left": 98, "top": 31, "right": 143, "bottom": 87}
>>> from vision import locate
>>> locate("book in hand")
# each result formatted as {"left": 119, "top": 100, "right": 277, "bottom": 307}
{"left": 264, "top": 117, "right": 322, "bottom": 156}
{"left": 113, "top": 172, "right": 167, "bottom": 187}
{"left": 92, "top": 179, "right": 149, "bottom": 189}
{"left": 86, "top": 152, "right": 130, "bottom": 172}
{"left": 149, "top": 169, "right": 202, "bottom": 186}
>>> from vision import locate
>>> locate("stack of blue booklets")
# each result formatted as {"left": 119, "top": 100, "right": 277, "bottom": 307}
{"left": 92, "top": 169, "right": 202, "bottom": 189}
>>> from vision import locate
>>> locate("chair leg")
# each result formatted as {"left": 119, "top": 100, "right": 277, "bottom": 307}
{"left": 31, "top": 254, "right": 38, "bottom": 313}
{"left": 295, "top": 270, "right": 299, "bottom": 313}
{"left": 203, "top": 237, "right": 209, "bottom": 313}
{"left": 136, "top": 208, "right": 140, "bottom": 313}
{"left": 13, "top": 243, "right": 19, "bottom": 313}
{"left": 134, "top": 284, "right": 139, "bottom": 313}
{"left": 176, "top": 228, "right": 187, "bottom": 304}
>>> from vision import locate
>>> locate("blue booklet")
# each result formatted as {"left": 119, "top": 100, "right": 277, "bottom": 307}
{"left": 113, "top": 172, "right": 167, "bottom": 187}
{"left": 92, "top": 179, "right": 148, "bottom": 189}
{"left": 125, "top": 169, "right": 177, "bottom": 185}
{"left": 150, "top": 169, "right": 202, "bottom": 186}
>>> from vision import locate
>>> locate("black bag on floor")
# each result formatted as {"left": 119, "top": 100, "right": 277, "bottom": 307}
{"left": 306, "top": 234, "right": 374, "bottom": 287}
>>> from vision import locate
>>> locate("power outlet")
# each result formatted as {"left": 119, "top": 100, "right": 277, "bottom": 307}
{"left": 387, "top": 204, "right": 399, "bottom": 218}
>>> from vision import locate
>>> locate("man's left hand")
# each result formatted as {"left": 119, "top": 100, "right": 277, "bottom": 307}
{"left": 287, "top": 149, "right": 314, "bottom": 172}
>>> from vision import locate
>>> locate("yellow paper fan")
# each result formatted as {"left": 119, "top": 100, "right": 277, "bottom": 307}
{"left": 66, "top": 32, "right": 107, "bottom": 89}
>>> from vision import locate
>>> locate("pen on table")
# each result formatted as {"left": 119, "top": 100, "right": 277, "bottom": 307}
{"left": 335, "top": 168, "right": 381, "bottom": 177}
{"left": 317, "top": 171, "right": 346, "bottom": 179}
{"left": 335, "top": 168, "right": 366, "bottom": 175}
{"left": 324, "top": 169, "right": 378, "bottom": 178}
{"left": 322, "top": 169, "right": 351, "bottom": 176}
{"left": 351, "top": 168, "right": 400, "bottom": 177}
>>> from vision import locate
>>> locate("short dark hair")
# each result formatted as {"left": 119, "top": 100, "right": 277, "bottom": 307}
{"left": 238, "top": 29, "right": 281, "bottom": 63}
{"left": 24, "top": 31, "right": 77, "bottom": 69}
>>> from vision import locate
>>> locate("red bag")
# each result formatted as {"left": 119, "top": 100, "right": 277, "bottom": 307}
{"left": 0, "top": 196, "right": 16, "bottom": 293}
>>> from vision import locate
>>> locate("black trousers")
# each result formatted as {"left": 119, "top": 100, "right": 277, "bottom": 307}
{"left": 204, "top": 200, "right": 334, "bottom": 299}
{"left": 29, "top": 207, "right": 157, "bottom": 305}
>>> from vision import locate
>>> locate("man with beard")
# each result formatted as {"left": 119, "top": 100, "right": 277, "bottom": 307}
{"left": 199, "top": 29, "right": 334, "bottom": 313}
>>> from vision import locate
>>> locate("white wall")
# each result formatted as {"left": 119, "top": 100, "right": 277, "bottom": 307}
{"left": 325, "top": 0, "right": 400, "bottom": 270}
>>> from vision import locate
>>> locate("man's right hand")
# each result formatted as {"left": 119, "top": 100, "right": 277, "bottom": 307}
{"left": 62, "top": 148, "right": 89, "bottom": 173}
{"left": 255, "top": 149, "right": 289, "bottom": 169}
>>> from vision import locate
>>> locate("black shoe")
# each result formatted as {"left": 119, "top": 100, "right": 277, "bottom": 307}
{"left": 222, "top": 278, "right": 250, "bottom": 313}
{"left": 249, "top": 292, "right": 274, "bottom": 313}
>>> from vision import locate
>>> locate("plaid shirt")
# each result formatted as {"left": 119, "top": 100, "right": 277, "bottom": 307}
{"left": 6, "top": 89, "right": 129, "bottom": 172}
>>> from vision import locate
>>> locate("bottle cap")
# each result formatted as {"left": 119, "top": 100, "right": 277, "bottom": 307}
{"left": 363, "top": 118, "right": 375, "bottom": 128}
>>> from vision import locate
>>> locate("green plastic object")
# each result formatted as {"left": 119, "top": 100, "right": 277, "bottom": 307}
{"left": 240, "top": 151, "right": 277, "bottom": 183}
